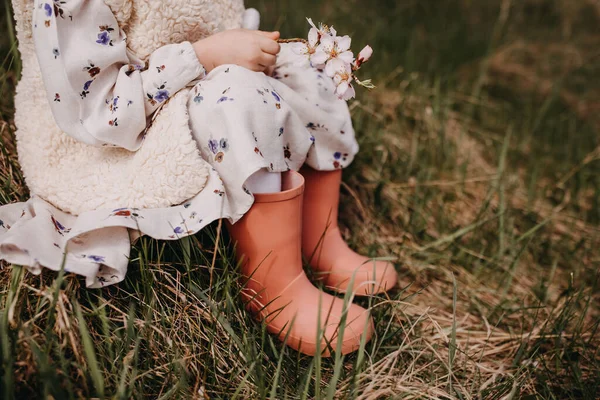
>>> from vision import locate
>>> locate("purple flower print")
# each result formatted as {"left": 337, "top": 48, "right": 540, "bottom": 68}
{"left": 96, "top": 31, "right": 111, "bottom": 46}
{"left": 107, "top": 96, "right": 119, "bottom": 113}
{"left": 310, "top": 135, "right": 316, "bottom": 143}
{"left": 168, "top": 226, "right": 195, "bottom": 239}
{"left": 208, "top": 139, "right": 219, "bottom": 154}
{"left": 44, "top": 3, "right": 53, "bottom": 17}
{"left": 193, "top": 94, "right": 204, "bottom": 104}
{"left": 88, "top": 255, "right": 106, "bottom": 263}
{"left": 81, "top": 85, "right": 91, "bottom": 99}
{"left": 332, "top": 152, "right": 348, "bottom": 169}
{"left": 217, "top": 96, "right": 234, "bottom": 103}
{"left": 83, "top": 80, "right": 93, "bottom": 91}
{"left": 272, "top": 91, "right": 282, "bottom": 102}
{"left": 154, "top": 89, "right": 170, "bottom": 103}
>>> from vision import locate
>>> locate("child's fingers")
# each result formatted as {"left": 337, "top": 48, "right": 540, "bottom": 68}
{"left": 260, "top": 38, "right": 281, "bottom": 55}
{"left": 256, "top": 30, "right": 280, "bottom": 40}
{"left": 259, "top": 53, "right": 277, "bottom": 68}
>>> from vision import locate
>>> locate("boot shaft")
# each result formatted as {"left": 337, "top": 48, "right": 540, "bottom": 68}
{"left": 301, "top": 167, "right": 342, "bottom": 228}
{"left": 227, "top": 171, "right": 306, "bottom": 295}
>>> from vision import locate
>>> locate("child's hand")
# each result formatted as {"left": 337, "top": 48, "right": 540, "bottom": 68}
{"left": 193, "top": 29, "right": 281, "bottom": 73}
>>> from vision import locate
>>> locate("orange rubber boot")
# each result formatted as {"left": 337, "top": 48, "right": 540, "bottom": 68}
{"left": 300, "top": 167, "right": 398, "bottom": 296}
{"left": 227, "top": 171, "right": 373, "bottom": 356}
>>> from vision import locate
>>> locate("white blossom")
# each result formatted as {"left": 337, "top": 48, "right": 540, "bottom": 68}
{"left": 332, "top": 62, "right": 356, "bottom": 100}
{"left": 312, "top": 34, "right": 354, "bottom": 76}
{"left": 292, "top": 26, "right": 320, "bottom": 66}
{"left": 297, "top": 18, "right": 374, "bottom": 101}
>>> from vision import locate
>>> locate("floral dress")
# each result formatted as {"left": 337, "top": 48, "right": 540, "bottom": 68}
{"left": 0, "top": 0, "right": 359, "bottom": 288}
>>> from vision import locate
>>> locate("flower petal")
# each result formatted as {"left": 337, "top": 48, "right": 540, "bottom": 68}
{"left": 311, "top": 49, "right": 330, "bottom": 65}
{"left": 319, "top": 36, "right": 335, "bottom": 53}
{"left": 336, "top": 35, "right": 352, "bottom": 52}
{"left": 336, "top": 80, "right": 350, "bottom": 97}
{"left": 308, "top": 27, "right": 319, "bottom": 47}
{"left": 325, "top": 58, "right": 345, "bottom": 77}
{"left": 292, "top": 42, "right": 308, "bottom": 55}
{"left": 338, "top": 50, "right": 355, "bottom": 64}
{"left": 342, "top": 84, "right": 356, "bottom": 100}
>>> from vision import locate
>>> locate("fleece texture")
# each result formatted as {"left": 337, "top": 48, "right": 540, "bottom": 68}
{"left": 11, "top": 0, "right": 245, "bottom": 215}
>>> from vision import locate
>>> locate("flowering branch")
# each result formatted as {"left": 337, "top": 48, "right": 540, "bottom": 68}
{"left": 277, "top": 38, "right": 308, "bottom": 44}
{"left": 279, "top": 18, "right": 375, "bottom": 100}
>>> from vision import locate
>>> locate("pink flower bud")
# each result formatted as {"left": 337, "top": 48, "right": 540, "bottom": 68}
{"left": 356, "top": 45, "right": 373, "bottom": 68}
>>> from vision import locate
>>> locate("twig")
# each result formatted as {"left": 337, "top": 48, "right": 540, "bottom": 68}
{"left": 277, "top": 38, "right": 307, "bottom": 44}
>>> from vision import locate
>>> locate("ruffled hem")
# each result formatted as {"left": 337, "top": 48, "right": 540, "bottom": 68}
{"left": 0, "top": 168, "right": 229, "bottom": 288}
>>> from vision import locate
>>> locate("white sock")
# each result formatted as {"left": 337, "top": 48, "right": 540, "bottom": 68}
{"left": 245, "top": 168, "right": 282, "bottom": 194}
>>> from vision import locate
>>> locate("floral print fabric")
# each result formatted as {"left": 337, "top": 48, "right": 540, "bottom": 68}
{"left": 187, "top": 45, "right": 360, "bottom": 222}
{"left": 0, "top": 1, "right": 359, "bottom": 288}
{"left": 32, "top": 0, "right": 205, "bottom": 150}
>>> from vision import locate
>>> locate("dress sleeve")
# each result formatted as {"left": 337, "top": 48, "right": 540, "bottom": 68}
{"left": 32, "top": 0, "right": 206, "bottom": 151}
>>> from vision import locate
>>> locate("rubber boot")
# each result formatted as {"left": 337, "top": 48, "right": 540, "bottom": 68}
{"left": 300, "top": 167, "right": 398, "bottom": 296}
{"left": 227, "top": 170, "right": 373, "bottom": 356}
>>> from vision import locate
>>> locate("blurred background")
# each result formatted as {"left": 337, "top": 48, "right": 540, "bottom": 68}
{"left": 0, "top": 0, "right": 599, "bottom": 398}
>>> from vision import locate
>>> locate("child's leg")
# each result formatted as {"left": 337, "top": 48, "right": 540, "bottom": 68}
{"left": 245, "top": 169, "right": 281, "bottom": 194}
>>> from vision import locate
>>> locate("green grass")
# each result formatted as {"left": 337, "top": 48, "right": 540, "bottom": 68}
{"left": 1, "top": 0, "right": 599, "bottom": 398}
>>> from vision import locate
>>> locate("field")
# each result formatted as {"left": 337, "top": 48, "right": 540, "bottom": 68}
{"left": 1, "top": 0, "right": 599, "bottom": 398}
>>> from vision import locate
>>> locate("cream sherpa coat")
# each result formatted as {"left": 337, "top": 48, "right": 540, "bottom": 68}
{"left": 11, "top": 0, "right": 246, "bottom": 215}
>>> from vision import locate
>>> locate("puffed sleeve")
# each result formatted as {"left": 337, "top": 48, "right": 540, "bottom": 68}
{"left": 32, "top": 0, "right": 206, "bottom": 151}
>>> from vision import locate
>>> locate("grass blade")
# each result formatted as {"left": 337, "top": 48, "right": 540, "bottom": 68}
{"left": 75, "top": 302, "right": 105, "bottom": 399}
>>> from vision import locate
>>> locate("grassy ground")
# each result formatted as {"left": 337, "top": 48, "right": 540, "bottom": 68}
{"left": 1, "top": 0, "right": 599, "bottom": 398}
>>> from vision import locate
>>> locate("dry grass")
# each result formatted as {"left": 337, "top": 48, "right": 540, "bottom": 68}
{"left": 1, "top": 0, "right": 599, "bottom": 398}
